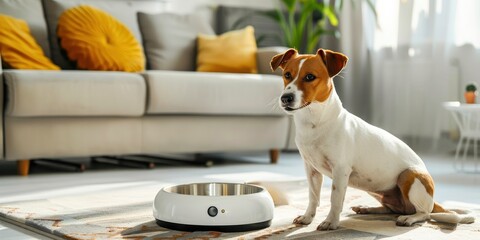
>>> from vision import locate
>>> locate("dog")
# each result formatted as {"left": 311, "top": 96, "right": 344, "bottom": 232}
{"left": 270, "top": 48, "right": 475, "bottom": 230}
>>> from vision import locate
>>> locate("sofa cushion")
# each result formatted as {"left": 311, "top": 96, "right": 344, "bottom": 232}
{"left": 5, "top": 117, "right": 142, "bottom": 160}
{"left": 144, "top": 71, "right": 284, "bottom": 116}
{"left": 57, "top": 5, "right": 145, "bottom": 72}
{"left": 0, "top": 14, "right": 59, "bottom": 70}
{"left": 197, "top": 26, "right": 258, "bottom": 73}
{"left": 4, "top": 70, "right": 146, "bottom": 117}
{"left": 0, "top": 0, "right": 51, "bottom": 57}
{"left": 138, "top": 12, "right": 214, "bottom": 71}
{"left": 43, "top": 0, "right": 163, "bottom": 69}
{"left": 141, "top": 116, "right": 289, "bottom": 154}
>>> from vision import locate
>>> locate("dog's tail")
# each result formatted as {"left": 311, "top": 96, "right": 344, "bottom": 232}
{"left": 429, "top": 202, "right": 475, "bottom": 224}
{"left": 248, "top": 181, "right": 292, "bottom": 206}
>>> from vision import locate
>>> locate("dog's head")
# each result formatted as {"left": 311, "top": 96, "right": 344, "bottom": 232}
{"left": 270, "top": 48, "right": 348, "bottom": 114}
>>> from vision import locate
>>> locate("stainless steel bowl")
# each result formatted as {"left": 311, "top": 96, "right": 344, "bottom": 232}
{"left": 163, "top": 182, "right": 265, "bottom": 196}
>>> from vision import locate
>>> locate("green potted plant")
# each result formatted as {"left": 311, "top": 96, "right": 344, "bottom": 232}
{"left": 265, "top": 0, "right": 377, "bottom": 54}
{"left": 465, "top": 83, "right": 478, "bottom": 104}
{"left": 264, "top": 0, "right": 337, "bottom": 54}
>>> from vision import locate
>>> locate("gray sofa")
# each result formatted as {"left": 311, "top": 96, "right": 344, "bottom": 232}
{"left": 0, "top": 0, "right": 295, "bottom": 175}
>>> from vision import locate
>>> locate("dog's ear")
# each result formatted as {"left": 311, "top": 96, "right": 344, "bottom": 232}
{"left": 270, "top": 48, "right": 298, "bottom": 71}
{"left": 317, "top": 49, "right": 348, "bottom": 78}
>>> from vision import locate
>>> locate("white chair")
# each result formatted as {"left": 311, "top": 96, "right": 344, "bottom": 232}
{"left": 443, "top": 101, "right": 480, "bottom": 172}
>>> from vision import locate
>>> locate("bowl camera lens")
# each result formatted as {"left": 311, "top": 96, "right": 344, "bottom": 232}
{"left": 207, "top": 206, "right": 218, "bottom": 217}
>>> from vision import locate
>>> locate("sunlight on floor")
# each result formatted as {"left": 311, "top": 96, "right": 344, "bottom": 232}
{"left": 203, "top": 171, "right": 304, "bottom": 182}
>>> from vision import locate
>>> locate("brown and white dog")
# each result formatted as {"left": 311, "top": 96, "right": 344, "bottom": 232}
{"left": 270, "top": 48, "right": 474, "bottom": 230}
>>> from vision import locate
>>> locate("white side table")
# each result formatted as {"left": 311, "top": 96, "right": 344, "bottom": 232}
{"left": 443, "top": 101, "right": 480, "bottom": 172}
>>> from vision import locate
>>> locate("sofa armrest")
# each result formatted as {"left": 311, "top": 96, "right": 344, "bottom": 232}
{"left": 256, "top": 46, "right": 289, "bottom": 76}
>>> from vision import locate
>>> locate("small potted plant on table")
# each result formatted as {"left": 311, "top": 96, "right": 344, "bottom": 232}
{"left": 465, "top": 83, "right": 478, "bottom": 104}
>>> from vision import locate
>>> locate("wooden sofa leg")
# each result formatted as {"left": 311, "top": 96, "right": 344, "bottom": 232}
{"left": 269, "top": 149, "right": 279, "bottom": 164}
{"left": 17, "top": 160, "right": 30, "bottom": 176}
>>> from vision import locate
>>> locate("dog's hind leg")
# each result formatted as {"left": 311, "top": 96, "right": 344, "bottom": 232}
{"left": 351, "top": 206, "right": 392, "bottom": 214}
{"left": 351, "top": 190, "right": 402, "bottom": 215}
{"left": 294, "top": 161, "right": 323, "bottom": 225}
{"left": 396, "top": 169, "right": 434, "bottom": 226}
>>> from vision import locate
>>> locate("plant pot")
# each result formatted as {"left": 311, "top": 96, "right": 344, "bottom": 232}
{"left": 464, "top": 91, "right": 477, "bottom": 104}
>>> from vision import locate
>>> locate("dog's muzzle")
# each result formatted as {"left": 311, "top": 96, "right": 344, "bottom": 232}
{"left": 280, "top": 93, "right": 310, "bottom": 112}
{"left": 280, "top": 93, "right": 295, "bottom": 111}
{"left": 281, "top": 93, "right": 294, "bottom": 106}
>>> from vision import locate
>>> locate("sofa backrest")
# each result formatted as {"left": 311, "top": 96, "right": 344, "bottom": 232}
{"left": 0, "top": 0, "right": 51, "bottom": 58}
{"left": 42, "top": 0, "right": 165, "bottom": 70}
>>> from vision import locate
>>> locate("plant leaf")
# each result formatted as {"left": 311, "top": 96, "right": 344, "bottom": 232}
{"left": 339, "top": 0, "right": 344, "bottom": 11}
{"left": 261, "top": 9, "right": 292, "bottom": 47}
{"left": 307, "top": 26, "right": 323, "bottom": 53}
{"left": 364, "top": 0, "right": 380, "bottom": 28}
{"left": 364, "top": 0, "right": 378, "bottom": 19}
{"left": 275, "top": 9, "right": 293, "bottom": 47}
{"left": 287, "top": 1, "right": 299, "bottom": 50}
{"left": 281, "top": 0, "right": 297, "bottom": 13}
{"left": 261, "top": 10, "right": 280, "bottom": 21}
{"left": 295, "top": 0, "right": 317, "bottom": 52}
{"left": 316, "top": 4, "right": 338, "bottom": 26}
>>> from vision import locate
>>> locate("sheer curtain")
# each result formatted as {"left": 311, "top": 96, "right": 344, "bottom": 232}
{"left": 367, "top": 0, "right": 456, "bottom": 139}
{"left": 322, "top": 0, "right": 372, "bottom": 122}
{"left": 346, "top": 0, "right": 480, "bottom": 140}
{"left": 327, "top": 0, "right": 480, "bottom": 141}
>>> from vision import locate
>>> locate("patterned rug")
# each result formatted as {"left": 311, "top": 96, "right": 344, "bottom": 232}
{"left": 0, "top": 179, "right": 478, "bottom": 239}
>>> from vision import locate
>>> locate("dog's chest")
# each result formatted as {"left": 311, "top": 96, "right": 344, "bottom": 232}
{"left": 295, "top": 123, "right": 337, "bottom": 177}
{"left": 297, "top": 141, "right": 335, "bottom": 179}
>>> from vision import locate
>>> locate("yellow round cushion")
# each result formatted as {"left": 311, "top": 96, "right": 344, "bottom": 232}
{"left": 0, "top": 14, "right": 59, "bottom": 70}
{"left": 57, "top": 5, "right": 145, "bottom": 72}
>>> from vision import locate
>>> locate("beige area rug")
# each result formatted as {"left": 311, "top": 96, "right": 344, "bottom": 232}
{"left": 0, "top": 179, "right": 479, "bottom": 240}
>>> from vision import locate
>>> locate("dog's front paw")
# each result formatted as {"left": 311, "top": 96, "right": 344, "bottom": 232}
{"left": 317, "top": 218, "right": 339, "bottom": 231}
{"left": 293, "top": 214, "right": 314, "bottom": 225}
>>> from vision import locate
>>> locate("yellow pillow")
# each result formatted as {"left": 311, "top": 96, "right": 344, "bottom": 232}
{"left": 0, "top": 14, "right": 59, "bottom": 70}
{"left": 197, "top": 26, "right": 257, "bottom": 73}
{"left": 57, "top": 5, "right": 145, "bottom": 72}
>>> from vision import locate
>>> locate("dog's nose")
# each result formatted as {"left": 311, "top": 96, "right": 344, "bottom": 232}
{"left": 281, "top": 93, "right": 294, "bottom": 105}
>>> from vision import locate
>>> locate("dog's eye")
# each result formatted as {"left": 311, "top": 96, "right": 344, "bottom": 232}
{"left": 284, "top": 72, "right": 292, "bottom": 79}
{"left": 304, "top": 74, "right": 316, "bottom": 82}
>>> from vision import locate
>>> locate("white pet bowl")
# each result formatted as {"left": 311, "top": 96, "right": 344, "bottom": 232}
{"left": 153, "top": 182, "right": 274, "bottom": 232}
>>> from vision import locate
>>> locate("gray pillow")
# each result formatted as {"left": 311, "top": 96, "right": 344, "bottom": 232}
{"left": 216, "top": 5, "right": 283, "bottom": 48}
{"left": 138, "top": 12, "right": 215, "bottom": 71}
